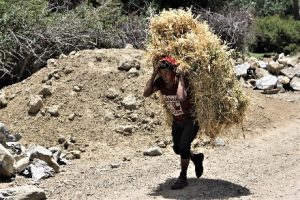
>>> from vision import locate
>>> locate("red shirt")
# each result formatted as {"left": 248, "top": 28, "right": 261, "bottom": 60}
{"left": 153, "top": 77, "right": 192, "bottom": 122}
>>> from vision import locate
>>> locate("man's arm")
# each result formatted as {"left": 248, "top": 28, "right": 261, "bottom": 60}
{"left": 177, "top": 74, "right": 187, "bottom": 102}
{"left": 143, "top": 68, "right": 159, "bottom": 97}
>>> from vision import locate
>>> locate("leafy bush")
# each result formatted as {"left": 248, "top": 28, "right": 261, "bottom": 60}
{"left": 0, "top": 0, "right": 147, "bottom": 88}
{"left": 249, "top": 15, "right": 300, "bottom": 54}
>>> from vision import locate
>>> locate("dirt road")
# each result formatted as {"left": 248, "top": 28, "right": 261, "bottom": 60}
{"left": 34, "top": 117, "right": 299, "bottom": 200}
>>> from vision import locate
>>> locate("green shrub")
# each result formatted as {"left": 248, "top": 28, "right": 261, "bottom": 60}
{"left": 249, "top": 15, "right": 300, "bottom": 54}
{"left": 0, "top": 0, "right": 148, "bottom": 88}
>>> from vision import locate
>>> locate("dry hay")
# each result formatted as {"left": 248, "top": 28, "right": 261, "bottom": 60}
{"left": 146, "top": 9, "right": 249, "bottom": 138}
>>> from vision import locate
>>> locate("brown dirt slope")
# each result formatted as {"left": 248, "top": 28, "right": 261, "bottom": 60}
{"left": 1, "top": 48, "right": 300, "bottom": 199}
{"left": 0, "top": 47, "right": 299, "bottom": 157}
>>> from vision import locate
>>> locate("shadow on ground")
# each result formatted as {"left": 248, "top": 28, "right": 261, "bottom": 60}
{"left": 149, "top": 178, "right": 251, "bottom": 200}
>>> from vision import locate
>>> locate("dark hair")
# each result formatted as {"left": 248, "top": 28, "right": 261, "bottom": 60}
{"left": 158, "top": 60, "right": 174, "bottom": 71}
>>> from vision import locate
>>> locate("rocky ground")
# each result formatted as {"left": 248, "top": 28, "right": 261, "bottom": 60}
{"left": 0, "top": 47, "right": 299, "bottom": 199}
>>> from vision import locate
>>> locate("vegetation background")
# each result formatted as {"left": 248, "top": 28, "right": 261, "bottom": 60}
{"left": 0, "top": 0, "right": 299, "bottom": 88}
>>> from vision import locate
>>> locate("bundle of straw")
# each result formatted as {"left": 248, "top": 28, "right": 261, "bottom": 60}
{"left": 146, "top": 9, "right": 249, "bottom": 138}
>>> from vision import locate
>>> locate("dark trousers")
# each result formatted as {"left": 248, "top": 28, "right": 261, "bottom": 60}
{"left": 171, "top": 117, "right": 199, "bottom": 159}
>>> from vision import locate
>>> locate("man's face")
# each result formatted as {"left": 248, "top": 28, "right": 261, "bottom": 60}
{"left": 159, "top": 68, "right": 174, "bottom": 84}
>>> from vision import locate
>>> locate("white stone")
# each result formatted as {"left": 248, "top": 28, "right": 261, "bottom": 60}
{"left": 128, "top": 68, "right": 139, "bottom": 77}
{"left": 143, "top": 147, "right": 163, "bottom": 156}
{"left": 290, "top": 77, "right": 300, "bottom": 91}
{"left": 278, "top": 76, "right": 290, "bottom": 85}
{"left": 280, "top": 67, "right": 300, "bottom": 79}
{"left": 278, "top": 53, "right": 285, "bottom": 59}
{"left": 13, "top": 157, "right": 30, "bottom": 174}
{"left": 255, "top": 75, "right": 278, "bottom": 90}
{"left": 255, "top": 68, "right": 269, "bottom": 79}
{"left": 122, "top": 95, "right": 137, "bottom": 110}
{"left": 48, "top": 105, "right": 59, "bottom": 117}
{"left": 28, "top": 95, "right": 43, "bottom": 114}
{"left": 0, "top": 144, "right": 15, "bottom": 177}
{"left": 257, "top": 61, "right": 268, "bottom": 69}
{"left": 234, "top": 63, "right": 250, "bottom": 77}
{"left": 68, "top": 113, "right": 76, "bottom": 121}
{"left": 25, "top": 144, "right": 60, "bottom": 172}
{"left": 73, "top": 85, "right": 81, "bottom": 92}
{"left": 29, "top": 159, "right": 54, "bottom": 180}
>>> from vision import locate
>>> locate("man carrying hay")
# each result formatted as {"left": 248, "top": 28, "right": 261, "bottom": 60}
{"left": 144, "top": 8, "right": 248, "bottom": 190}
{"left": 143, "top": 56, "right": 204, "bottom": 190}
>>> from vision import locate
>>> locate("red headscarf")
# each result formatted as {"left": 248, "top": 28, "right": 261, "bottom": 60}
{"left": 160, "top": 56, "right": 177, "bottom": 66}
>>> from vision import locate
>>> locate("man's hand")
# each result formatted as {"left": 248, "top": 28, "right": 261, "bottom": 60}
{"left": 153, "top": 65, "right": 159, "bottom": 76}
{"left": 143, "top": 66, "right": 159, "bottom": 97}
{"left": 177, "top": 72, "right": 187, "bottom": 102}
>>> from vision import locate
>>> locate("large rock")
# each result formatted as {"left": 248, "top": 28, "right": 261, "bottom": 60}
{"left": 255, "top": 75, "right": 278, "bottom": 90}
{"left": 0, "top": 185, "right": 46, "bottom": 200}
{"left": 25, "top": 144, "right": 60, "bottom": 172}
{"left": 143, "top": 147, "right": 163, "bottom": 156}
{"left": 286, "top": 57, "right": 300, "bottom": 67}
{"left": 266, "top": 61, "right": 284, "bottom": 74}
{"left": 255, "top": 68, "right": 269, "bottom": 79}
{"left": 121, "top": 95, "right": 137, "bottom": 110}
{"left": 290, "top": 77, "right": 300, "bottom": 91}
{"left": 0, "top": 144, "right": 15, "bottom": 178}
{"left": 118, "top": 55, "right": 141, "bottom": 71}
{"left": 234, "top": 63, "right": 250, "bottom": 77}
{"left": 280, "top": 67, "right": 300, "bottom": 79}
{"left": 13, "top": 157, "right": 30, "bottom": 174}
{"left": 28, "top": 95, "right": 43, "bottom": 114}
{"left": 28, "top": 159, "right": 55, "bottom": 180}
{"left": 278, "top": 75, "right": 290, "bottom": 85}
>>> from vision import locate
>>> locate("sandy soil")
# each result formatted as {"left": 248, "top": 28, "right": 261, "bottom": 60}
{"left": 0, "top": 48, "right": 299, "bottom": 199}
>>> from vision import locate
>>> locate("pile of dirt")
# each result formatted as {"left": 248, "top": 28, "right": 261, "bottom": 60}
{"left": 0, "top": 47, "right": 299, "bottom": 162}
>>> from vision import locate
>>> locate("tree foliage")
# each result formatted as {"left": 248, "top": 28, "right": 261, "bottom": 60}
{"left": 250, "top": 15, "right": 300, "bottom": 54}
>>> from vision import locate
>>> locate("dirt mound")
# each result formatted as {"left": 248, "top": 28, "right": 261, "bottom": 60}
{"left": 0, "top": 47, "right": 299, "bottom": 161}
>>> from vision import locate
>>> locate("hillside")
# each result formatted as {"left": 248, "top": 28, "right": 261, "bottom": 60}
{"left": 0, "top": 47, "right": 299, "bottom": 199}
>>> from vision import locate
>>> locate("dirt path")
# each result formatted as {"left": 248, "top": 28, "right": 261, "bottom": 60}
{"left": 34, "top": 118, "right": 300, "bottom": 200}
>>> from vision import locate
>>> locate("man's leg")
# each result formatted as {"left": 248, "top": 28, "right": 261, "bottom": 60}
{"left": 180, "top": 117, "right": 204, "bottom": 179}
{"left": 171, "top": 158, "right": 189, "bottom": 190}
{"left": 171, "top": 121, "right": 189, "bottom": 189}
